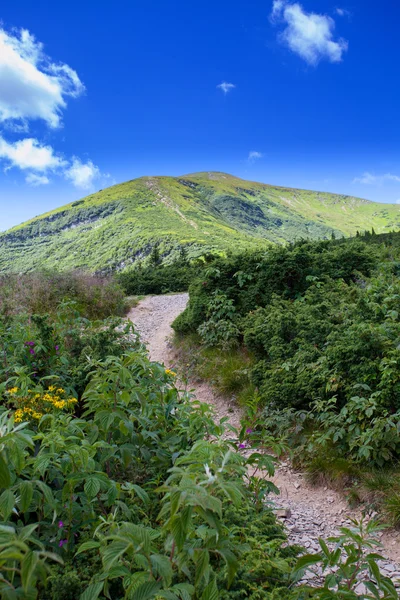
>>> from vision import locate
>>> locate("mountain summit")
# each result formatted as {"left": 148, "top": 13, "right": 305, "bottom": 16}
{"left": 1, "top": 172, "right": 399, "bottom": 273}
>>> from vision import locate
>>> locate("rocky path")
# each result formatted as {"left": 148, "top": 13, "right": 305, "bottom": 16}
{"left": 128, "top": 293, "right": 400, "bottom": 589}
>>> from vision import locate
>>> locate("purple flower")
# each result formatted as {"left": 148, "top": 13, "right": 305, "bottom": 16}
{"left": 55, "top": 345, "right": 59, "bottom": 352}
{"left": 58, "top": 539, "right": 68, "bottom": 548}
{"left": 246, "top": 428, "right": 253, "bottom": 434}
{"left": 58, "top": 521, "right": 64, "bottom": 528}
{"left": 24, "top": 341, "right": 35, "bottom": 347}
{"left": 29, "top": 349, "right": 35, "bottom": 355}
{"left": 238, "top": 443, "right": 246, "bottom": 449}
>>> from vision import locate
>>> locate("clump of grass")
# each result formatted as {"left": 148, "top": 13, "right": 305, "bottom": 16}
{"left": 124, "top": 295, "right": 145, "bottom": 310}
{"left": 0, "top": 271, "right": 125, "bottom": 319}
{"left": 305, "top": 453, "right": 360, "bottom": 488}
{"left": 172, "top": 332, "right": 254, "bottom": 398}
{"left": 384, "top": 492, "right": 400, "bottom": 526}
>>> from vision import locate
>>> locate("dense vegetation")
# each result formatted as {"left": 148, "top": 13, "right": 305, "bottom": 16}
{"left": 2, "top": 171, "right": 400, "bottom": 274}
{"left": 173, "top": 231, "right": 400, "bottom": 521}
{"left": 0, "top": 271, "right": 397, "bottom": 598}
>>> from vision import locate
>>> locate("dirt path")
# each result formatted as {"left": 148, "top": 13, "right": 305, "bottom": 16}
{"left": 129, "top": 294, "right": 400, "bottom": 587}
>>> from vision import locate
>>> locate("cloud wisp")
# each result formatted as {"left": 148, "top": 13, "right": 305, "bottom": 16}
{"left": 353, "top": 172, "right": 400, "bottom": 185}
{"left": 270, "top": 1, "right": 348, "bottom": 66}
{"left": 217, "top": 82, "right": 236, "bottom": 94}
{"left": 25, "top": 173, "right": 50, "bottom": 186}
{"left": 0, "top": 26, "right": 105, "bottom": 190}
{"left": 248, "top": 151, "right": 263, "bottom": 163}
{"left": 335, "top": 8, "right": 351, "bottom": 17}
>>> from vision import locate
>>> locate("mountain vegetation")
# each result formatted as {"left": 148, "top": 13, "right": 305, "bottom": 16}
{"left": 173, "top": 230, "right": 400, "bottom": 526}
{"left": 2, "top": 171, "right": 400, "bottom": 274}
{"left": 1, "top": 272, "right": 395, "bottom": 599}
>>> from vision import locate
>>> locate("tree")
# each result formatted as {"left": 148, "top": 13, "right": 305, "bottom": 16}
{"left": 149, "top": 243, "right": 161, "bottom": 267}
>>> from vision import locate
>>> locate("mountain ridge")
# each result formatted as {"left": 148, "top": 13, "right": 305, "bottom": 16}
{"left": 1, "top": 171, "right": 399, "bottom": 273}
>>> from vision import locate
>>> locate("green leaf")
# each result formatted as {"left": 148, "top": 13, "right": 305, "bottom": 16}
{"left": 0, "top": 454, "right": 11, "bottom": 489}
{"left": 84, "top": 477, "right": 101, "bottom": 500}
{"left": 216, "top": 548, "right": 238, "bottom": 588}
{"left": 171, "top": 584, "right": 194, "bottom": 600}
{"left": 364, "top": 581, "right": 380, "bottom": 600}
{"left": 79, "top": 581, "right": 104, "bottom": 600}
{"left": 150, "top": 554, "right": 173, "bottom": 586}
{"left": 131, "top": 484, "right": 150, "bottom": 505}
{"left": 19, "top": 481, "right": 33, "bottom": 512}
{"left": 201, "top": 576, "right": 218, "bottom": 600}
{"left": 102, "top": 541, "right": 130, "bottom": 571}
{"left": 21, "top": 551, "right": 38, "bottom": 591}
{"left": 293, "top": 553, "right": 322, "bottom": 577}
{"left": 195, "top": 549, "right": 210, "bottom": 587}
{"left": 76, "top": 541, "right": 101, "bottom": 555}
{"left": 0, "top": 489, "right": 15, "bottom": 520}
{"left": 131, "top": 581, "right": 162, "bottom": 600}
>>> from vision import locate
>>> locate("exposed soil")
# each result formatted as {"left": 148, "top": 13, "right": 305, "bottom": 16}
{"left": 128, "top": 293, "right": 400, "bottom": 588}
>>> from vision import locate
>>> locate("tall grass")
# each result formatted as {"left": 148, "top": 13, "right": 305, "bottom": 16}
{"left": 0, "top": 271, "right": 126, "bottom": 319}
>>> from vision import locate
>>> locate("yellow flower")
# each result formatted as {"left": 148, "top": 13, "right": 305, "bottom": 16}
{"left": 165, "top": 369, "right": 177, "bottom": 377}
{"left": 7, "top": 387, "right": 18, "bottom": 395}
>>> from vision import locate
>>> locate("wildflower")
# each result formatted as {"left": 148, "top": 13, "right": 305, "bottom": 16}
{"left": 58, "top": 539, "right": 68, "bottom": 548}
{"left": 58, "top": 521, "right": 64, "bottom": 528}
{"left": 238, "top": 443, "right": 246, "bottom": 449}
{"left": 55, "top": 345, "right": 59, "bottom": 352}
{"left": 165, "top": 369, "right": 177, "bottom": 377}
{"left": 6, "top": 387, "right": 18, "bottom": 395}
{"left": 29, "top": 349, "right": 35, "bottom": 355}
{"left": 24, "top": 341, "right": 35, "bottom": 347}
{"left": 246, "top": 428, "right": 253, "bottom": 434}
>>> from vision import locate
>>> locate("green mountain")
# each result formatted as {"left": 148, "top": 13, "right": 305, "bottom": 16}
{"left": 1, "top": 171, "right": 400, "bottom": 273}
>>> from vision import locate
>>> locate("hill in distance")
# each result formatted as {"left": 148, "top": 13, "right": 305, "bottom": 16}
{"left": 1, "top": 171, "right": 400, "bottom": 274}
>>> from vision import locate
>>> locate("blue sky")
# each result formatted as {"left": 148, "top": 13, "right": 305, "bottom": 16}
{"left": 0, "top": 0, "right": 399, "bottom": 230}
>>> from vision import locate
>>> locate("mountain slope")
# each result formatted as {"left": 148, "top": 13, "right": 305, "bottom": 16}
{"left": 1, "top": 171, "right": 400, "bottom": 273}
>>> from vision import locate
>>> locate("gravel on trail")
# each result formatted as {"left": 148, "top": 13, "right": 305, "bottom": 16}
{"left": 129, "top": 293, "right": 400, "bottom": 588}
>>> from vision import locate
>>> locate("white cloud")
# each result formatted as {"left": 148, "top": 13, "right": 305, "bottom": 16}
{"left": 0, "top": 27, "right": 84, "bottom": 129}
{"left": 353, "top": 172, "right": 400, "bottom": 185}
{"left": 270, "top": 1, "right": 348, "bottom": 65}
{"left": 0, "top": 27, "right": 107, "bottom": 193}
{"left": 217, "top": 82, "right": 236, "bottom": 94}
{"left": 0, "top": 136, "right": 103, "bottom": 190}
{"left": 0, "top": 136, "right": 64, "bottom": 171}
{"left": 64, "top": 157, "right": 100, "bottom": 189}
{"left": 26, "top": 173, "right": 50, "bottom": 186}
{"left": 248, "top": 151, "right": 263, "bottom": 163}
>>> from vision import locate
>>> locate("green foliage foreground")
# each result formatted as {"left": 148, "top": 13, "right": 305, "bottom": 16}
{"left": 0, "top": 272, "right": 397, "bottom": 599}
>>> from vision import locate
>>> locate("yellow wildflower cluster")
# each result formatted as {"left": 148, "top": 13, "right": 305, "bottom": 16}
{"left": 6, "top": 386, "right": 78, "bottom": 423}
{"left": 165, "top": 369, "right": 177, "bottom": 377}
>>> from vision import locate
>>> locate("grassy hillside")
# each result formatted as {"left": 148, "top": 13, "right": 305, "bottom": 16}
{"left": 1, "top": 171, "right": 400, "bottom": 273}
